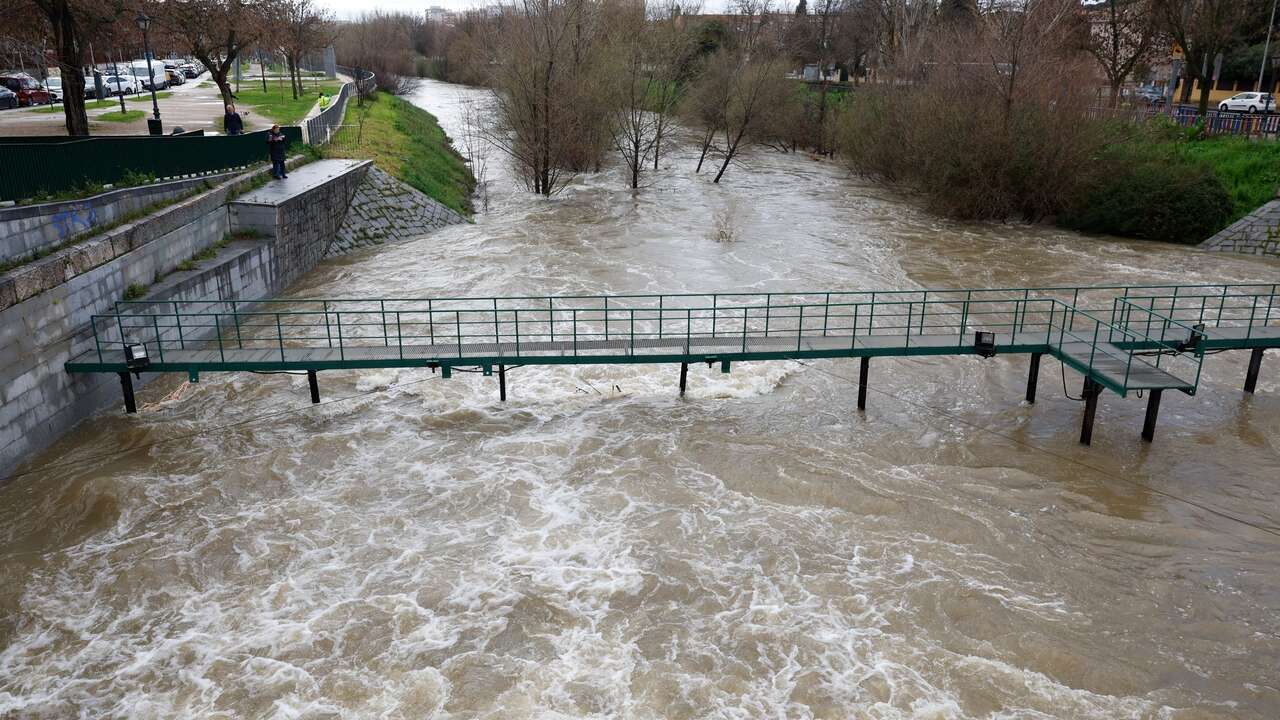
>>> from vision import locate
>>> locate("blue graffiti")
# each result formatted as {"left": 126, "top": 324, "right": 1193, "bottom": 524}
{"left": 51, "top": 202, "right": 99, "bottom": 240}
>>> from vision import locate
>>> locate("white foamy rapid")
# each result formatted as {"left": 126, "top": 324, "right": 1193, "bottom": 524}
{"left": 1, "top": 79, "right": 1278, "bottom": 719}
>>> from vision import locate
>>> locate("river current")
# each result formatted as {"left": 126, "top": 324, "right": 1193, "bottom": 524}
{"left": 1, "top": 79, "right": 1278, "bottom": 719}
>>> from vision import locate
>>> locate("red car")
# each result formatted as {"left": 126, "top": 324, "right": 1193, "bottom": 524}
{"left": 0, "top": 74, "right": 53, "bottom": 106}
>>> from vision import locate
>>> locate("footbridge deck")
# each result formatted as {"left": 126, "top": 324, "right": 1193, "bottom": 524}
{"left": 66, "top": 283, "right": 1279, "bottom": 445}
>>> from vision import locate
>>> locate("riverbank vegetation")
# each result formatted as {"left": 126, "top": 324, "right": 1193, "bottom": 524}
{"left": 328, "top": 0, "right": 1276, "bottom": 244}
{"left": 322, "top": 91, "right": 474, "bottom": 215}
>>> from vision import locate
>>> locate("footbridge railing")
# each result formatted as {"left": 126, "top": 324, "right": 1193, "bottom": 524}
{"left": 65, "top": 283, "right": 1280, "bottom": 446}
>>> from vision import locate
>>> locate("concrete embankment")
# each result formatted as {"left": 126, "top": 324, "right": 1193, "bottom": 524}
{"left": 0, "top": 158, "right": 467, "bottom": 479}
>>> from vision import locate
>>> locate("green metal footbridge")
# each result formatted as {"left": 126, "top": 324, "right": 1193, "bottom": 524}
{"left": 66, "top": 283, "right": 1279, "bottom": 445}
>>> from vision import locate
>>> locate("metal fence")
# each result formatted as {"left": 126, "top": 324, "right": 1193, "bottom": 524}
{"left": 76, "top": 282, "right": 1276, "bottom": 396}
{"left": 1086, "top": 104, "right": 1280, "bottom": 139}
{"left": 305, "top": 67, "right": 375, "bottom": 147}
{"left": 0, "top": 127, "right": 304, "bottom": 203}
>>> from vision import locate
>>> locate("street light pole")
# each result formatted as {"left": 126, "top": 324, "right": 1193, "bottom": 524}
{"left": 136, "top": 12, "right": 162, "bottom": 135}
{"left": 1261, "top": 0, "right": 1278, "bottom": 93}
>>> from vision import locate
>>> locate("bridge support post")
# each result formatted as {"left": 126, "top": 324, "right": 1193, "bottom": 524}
{"left": 857, "top": 357, "right": 869, "bottom": 411}
{"left": 1244, "top": 348, "right": 1264, "bottom": 394}
{"left": 1079, "top": 377, "right": 1102, "bottom": 445}
{"left": 498, "top": 364, "right": 507, "bottom": 402}
{"left": 118, "top": 372, "right": 137, "bottom": 414}
{"left": 308, "top": 370, "right": 320, "bottom": 404}
{"left": 1025, "top": 352, "right": 1042, "bottom": 404}
{"left": 679, "top": 362, "right": 688, "bottom": 396}
{"left": 1141, "top": 389, "right": 1163, "bottom": 443}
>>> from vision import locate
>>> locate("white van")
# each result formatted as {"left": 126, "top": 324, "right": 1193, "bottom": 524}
{"left": 128, "top": 61, "right": 168, "bottom": 91}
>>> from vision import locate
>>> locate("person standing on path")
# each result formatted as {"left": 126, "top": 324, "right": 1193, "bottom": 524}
{"left": 268, "top": 124, "right": 288, "bottom": 179}
{"left": 224, "top": 104, "right": 245, "bottom": 135}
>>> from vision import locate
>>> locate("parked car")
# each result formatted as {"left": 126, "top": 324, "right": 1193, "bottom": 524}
{"left": 86, "top": 75, "right": 139, "bottom": 98}
{"left": 0, "top": 84, "right": 17, "bottom": 109}
{"left": 1134, "top": 87, "right": 1166, "bottom": 106}
{"left": 43, "top": 75, "right": 61, "bottom": 102}
{"left": 164, "top": 67, "right": 185, "bottom": 85}
{"left": 180, "top": 63, "right": 198, "bottom": 78}
{"left": 0, "top": 74, "right": 52, "bottom": 106}
{"left": 1218, "top": 92, "right": 1276, "bottom": 113}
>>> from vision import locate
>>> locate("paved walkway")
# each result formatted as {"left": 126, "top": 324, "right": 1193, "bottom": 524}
{"left": 233, "top": 159, "right": 365, "bottom": 205}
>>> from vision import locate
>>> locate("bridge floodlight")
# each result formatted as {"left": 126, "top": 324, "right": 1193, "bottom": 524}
{"left": 124, "top": 343, "right": 150, "bottom": 374}
{"left": 974, "top": 331, "right": 997, "bottom": 358}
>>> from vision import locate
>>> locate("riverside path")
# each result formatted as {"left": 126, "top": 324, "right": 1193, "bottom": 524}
{"left": 65, "top": 283, "right": 1279, "bottom": 446}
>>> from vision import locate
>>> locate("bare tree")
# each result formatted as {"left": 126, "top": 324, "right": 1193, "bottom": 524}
{"left": 1155, "top": 0, "right": 1249, "bottom": 115}
{"left": 278, "top": 0, "right": 333, "bottom": 100}
{"left": 1083, "top": 0, "right": 1160, "bottom": 107}
{"left": 681, "top": 50, "right": 733, "bottom": 173}
{"left": 25, "top": 0, "right": 124, "bottom": 135}
{"left": 711, "top": 50, "right": 790, "bottom": 182}
{"left": 155, "top": 0, "right": 274, "bottom": 106}
{"left": 480, "top": 0, "right": 612, "bottom": 195}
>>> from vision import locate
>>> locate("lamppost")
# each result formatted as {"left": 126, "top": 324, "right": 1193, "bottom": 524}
{"left": 136, "top": 12, "right": 162, "bottom": 135}
{"left": 1260, "top": 0, "right": 1278, "bottom": 93}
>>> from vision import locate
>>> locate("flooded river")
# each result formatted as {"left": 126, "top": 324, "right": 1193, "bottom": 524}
{"left": 2, "top": 79, "right": 1279, "bottom": 718}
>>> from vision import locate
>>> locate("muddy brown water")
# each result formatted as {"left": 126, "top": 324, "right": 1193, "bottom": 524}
{"left": 1, "top": 79, "right": 1278, "bottom": 718}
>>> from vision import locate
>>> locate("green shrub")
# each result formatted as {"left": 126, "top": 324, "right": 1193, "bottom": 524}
{"left": 123, "top": 282, "right": 148, "bottom": 300}
{"left": 1059, "top": 144, "right": 1233, "bottom": 244}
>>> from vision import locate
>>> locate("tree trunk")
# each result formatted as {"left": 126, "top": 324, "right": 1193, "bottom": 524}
{"left": 287, "top": 56, "right": 298, "bottom": 100}
{"left": 713, "top": 128, "right": 747, "bottom": 184}
{"left": 1178, "top": 62, "right": 1195, "bottom": 104}
{"left": 45, "top": 0, "right": 89, "bottom": 135}
{"left": 816, "top": 79, "right": 829, "bottom": 154}
{"left": 1197, "top": 80, "right": 1212, "bottom": 116}
{"left": 260, "top": 54, "right": 268, "bottom": 92}
{"left": 213, "top": 69, "right": 235, "bottom": 106}
{"left": 1108, "top": 80, "right": 1120, "bottom": 109}
{"left": 695, "top": 125, "right": 716, "bottom": 173}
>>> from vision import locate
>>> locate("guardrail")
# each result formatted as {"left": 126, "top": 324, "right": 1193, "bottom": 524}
{"left": 1086, "top": 104, "right": 1280, "bottom": 139}
{"left": 77, "top": 287, "right": 1217, "bottom": 395}
{"left": 305, "top": 67, "right": 375, "bottom": 147}
{"left": 0, "top": 127, "right": 304, "bottom": 203}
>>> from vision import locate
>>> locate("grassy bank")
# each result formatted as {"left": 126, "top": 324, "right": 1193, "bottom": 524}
{"left": 323, "top": 91, "right": 474, "bottom": 216}
{"left": 1180, "top": 137, "right": 1280, "bottom": 221}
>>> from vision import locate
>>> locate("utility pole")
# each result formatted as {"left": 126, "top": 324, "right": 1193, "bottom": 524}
{"left": 1260, "top": 0, "right": 1278, "bottom": 93}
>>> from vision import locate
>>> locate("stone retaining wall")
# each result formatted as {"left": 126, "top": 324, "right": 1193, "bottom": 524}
{"left": 328, "top": 167, "right": 467, "bottom": 256}
{"left": 1200, "top": 195, "right": 1280, "bottom": 259}
{"left": 0, "top": 174, "right": 235, "bottom": 268}
{"left": 0, "top": 157, "right": 352, "bottom": 479}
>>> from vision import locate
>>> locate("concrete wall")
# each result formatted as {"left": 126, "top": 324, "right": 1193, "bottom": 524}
{"left": 0, "top": 157, "right": 352, "bottom": 479}
{"left": 230, "top": 161, "right": 369, "bottom": 291}
{"left": 1200, "top": 194, "right": 1280, "bottom": 259}
{"left": 0, "top": 174, "right": 234, "bottom": 267}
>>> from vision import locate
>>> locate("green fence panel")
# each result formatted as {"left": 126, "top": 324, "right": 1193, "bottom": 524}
{"left": 0, "top": 127, "right": 303, "bottom": 201}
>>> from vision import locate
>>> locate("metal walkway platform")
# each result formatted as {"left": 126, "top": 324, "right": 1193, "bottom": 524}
{"left": 65, "top": 283, "right": 1279, "bottom": 445}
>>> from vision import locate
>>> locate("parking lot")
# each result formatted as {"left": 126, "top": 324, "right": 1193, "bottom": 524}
{"left": 0, "top": 69, "right": 279, "bottom": 137}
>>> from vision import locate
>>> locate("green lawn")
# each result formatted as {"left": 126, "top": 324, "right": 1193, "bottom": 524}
{"left": 97, "top": 109, "right": 145, "bottom": 123}
{"left": 323, "top": 91, "right": 475, "bottom": 215}
{"left": 31, "top": 99, "right": 117, "bottom": 113}
{"left": 230, "top": 80, "right": 344, "bottom": 126}
{"left": 129, "top": 91, "right": 173, "bottom": 103}
{"left": 1179, "top": 137, "right": 1280, "bottom": 222}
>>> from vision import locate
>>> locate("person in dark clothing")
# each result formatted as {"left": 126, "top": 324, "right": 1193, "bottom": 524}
{"left": 224, "top": 103, "right": 244, "bottom": 136}
{"left": 267, "top": 124, "right": 288, "bottom": 179}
